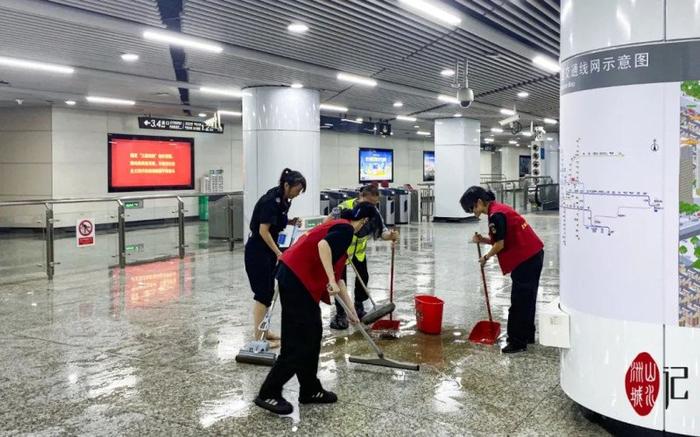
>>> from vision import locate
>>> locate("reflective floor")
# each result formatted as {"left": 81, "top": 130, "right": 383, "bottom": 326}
{"left": 0, "top": 213, "right": 608, "bottom": 436}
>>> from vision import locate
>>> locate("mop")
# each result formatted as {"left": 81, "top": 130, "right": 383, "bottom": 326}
{"left": 468, "top": 236, "right": 501, "bottom": 345}
{"left": 235, "top": 285, "right": 279, "bottom": 366}
{"left": 335, "top": 296, "right": 419, "bottom": 371}
{"left": 349, "top": 261, "right": 395, "bottom": 325}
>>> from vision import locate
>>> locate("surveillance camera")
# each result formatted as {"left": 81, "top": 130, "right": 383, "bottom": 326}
{"left": 457, "top": 87, "right": 474, "bottom": 108}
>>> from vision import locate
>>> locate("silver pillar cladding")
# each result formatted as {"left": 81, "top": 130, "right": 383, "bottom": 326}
{"left": 242, "top": 87, "right": 320, "bottom": 241}
{"left": 433, "top": 118, "right": 481, "bottom": 219}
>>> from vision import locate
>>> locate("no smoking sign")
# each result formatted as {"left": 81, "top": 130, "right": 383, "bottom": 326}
{"left": 76, "top": 218, "right": 95, "bottom": 247}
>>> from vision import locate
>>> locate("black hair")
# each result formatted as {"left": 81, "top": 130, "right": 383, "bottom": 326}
{"left": 340, "top": 201, "right": 377, "bottom": 221}
{"left": 279, "top": 168, "right": 307, "bottom": 193}
{"left": 359, "top": 184, "right": 379, "bottom": 197}
{"left": 459, "top": 186, "right": 496, "bottom": 213}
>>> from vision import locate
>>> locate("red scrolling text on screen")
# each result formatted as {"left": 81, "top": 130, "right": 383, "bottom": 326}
{"left": 108, "top": 134, "right": 194, "bottom": 192}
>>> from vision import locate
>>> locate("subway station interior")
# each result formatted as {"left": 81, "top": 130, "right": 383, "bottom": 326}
{"left": 1, "top": 0, "right": 699, "bottom": 436}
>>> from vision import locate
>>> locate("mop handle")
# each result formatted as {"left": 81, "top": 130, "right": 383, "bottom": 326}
{"left": 476, "top": 238, "right": 495, "bottom": 324}
{"left": 257, "top": 283, "right": 279, "bottom": 334}
{"left": 334, "top": 296, "right": 384, "bottom": 358}
{"left": 389, "top": 240, "right": 395, "bottom": 320}
{"left": 350, "top": 261, "right": 377, "bottom": 307}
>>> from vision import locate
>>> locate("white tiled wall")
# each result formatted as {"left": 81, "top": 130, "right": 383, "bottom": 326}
{"left": 319, "top": 131, "right": 434, "bottom": 188}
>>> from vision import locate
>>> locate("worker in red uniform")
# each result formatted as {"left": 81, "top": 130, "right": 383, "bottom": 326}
{"left": 460, "top": 186, "right": 544, "bottom": 354}
{"left": 255, "top": 201, "right": 378, "bottom": 415}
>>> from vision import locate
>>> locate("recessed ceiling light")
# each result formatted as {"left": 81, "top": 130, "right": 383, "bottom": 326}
{"left": 509, "top": 140, "right": 517, "bottom": 145}
{"left": 198, "top": 113, "right": 207, "bottom": 117}
{"left": 319, "top": 103, "right": 349, "bottom": 112}
{"left": 341, "top": 118, "right": 362, "bottom": 124}
{"left": 200, "top": 87, "right": 242, "bottom": 97}
{"left": 500, "top": 108, "right": 516, "bottom": 115}
{"left": 121, "top": 53, "right": 139, "bottom": 62}
{"left": 393, "top": 101, "right": 403, "bottom": 108}
{"left": 517, "top": 91, "right": 529, "bottom": 98}
{"left": 417, "top": 131, "right": 431, "bottom": 136}
{"left": 438, "top": 94, "right": 459, "bottom": 104}
{"left": 484, "top": 138, "right": 494, "bottom": 142}
{"left": 337, "top": 72, "right": 377, "bottom": 87}
{"left": 218, "top": 110, "right": 242, "bottom": 116}
{"left": 521, "top": 131, "right": 533, "bottom": 137}
{"left": 532, "top": 55, "right": 561, "bottom": 73}
{"left": 143, "top": 30, "right": 223, "bottom": 53}
{"left": 440, "top": 68, "right": 455, "bottom": 77}
{"left": 86, "top": 96, "right": 135, "bottom": 106}
{"left": 290, "top": 83, "right": 303, "bottom": 88}
{"left": 397, "top": 115, "right": 417, "bottom": 122}
{"left": 543, "top": 118, "right": 558, "bottom": 125}
{"left": 65, "top": 100, "right": 76, "bottom": 106}
{"left": 413, "top": 125, "right": 420, "bottom": 128}
{"left": 287, "top": 23, "right": 309, "bottom": 33}
{"left": 399, "top": 0, "right": 462, "bottom": 25}
{"left": 491, "top": 127, "right": 503, "bottom": 133}
{"left": 355, "top": 117, "right": 363, "bottom": 122}
{"left": 546, "top": 137, "right": 554, "bottom": 141}
{"left": 0, "top": 56, "right": 74, "bottom": 74}
{"left": 453, "top": 113, "right": 462, "bottom": 117}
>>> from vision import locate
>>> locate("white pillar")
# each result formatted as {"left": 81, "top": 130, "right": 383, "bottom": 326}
{"left": 433, "top": 118, "right": 480, "bottom": 220}
{"left": 560, "top": 1, "right": 700, "bottom": 434}
{"left": 242, "top": 87, "right": 320, "bottom": 240}
{"left": 542, "top": 134, "right": 559, "bottom": 183}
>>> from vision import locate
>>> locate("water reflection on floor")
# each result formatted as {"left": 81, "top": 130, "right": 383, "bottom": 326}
{"left": 0, "top": 213, "right": 608, "bottom": 435}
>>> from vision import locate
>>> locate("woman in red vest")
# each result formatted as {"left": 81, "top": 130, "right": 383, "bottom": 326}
{"left": 460, "top": 186, "right": 544, "bottom": 354}
{"left": 255, "top": 202, "right": 378, "bottom": 415}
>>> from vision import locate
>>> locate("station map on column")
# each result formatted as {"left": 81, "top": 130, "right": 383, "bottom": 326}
{"left": 559, "top": 84, "right": 670, "bottom": 324}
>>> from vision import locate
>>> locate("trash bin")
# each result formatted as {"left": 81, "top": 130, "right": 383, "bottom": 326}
{"left": 198, "top": 195, "right": 209, "bottom": 220}
{"left": 415, "top": 295, "right": 444, "bottom": 335}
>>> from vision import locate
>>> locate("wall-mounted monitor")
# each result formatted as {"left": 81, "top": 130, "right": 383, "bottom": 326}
{"left": 359, "top": 148, "right": 394, "bottom": 183}
{"left": 423, "top": 151, "right": 435, "bottom": 182}
{"left": 108, "top": 134, "right": 194, "bottom": 192}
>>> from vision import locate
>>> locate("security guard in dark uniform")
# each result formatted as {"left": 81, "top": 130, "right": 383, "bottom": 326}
{"left": 244, "top": 168, "right": 306, "bottom": 344}
{"left": 460, "top": 186, "right": 544, "bottom": 354}
{"left": 255, "top": 202, "right": 378, "bottom": 415}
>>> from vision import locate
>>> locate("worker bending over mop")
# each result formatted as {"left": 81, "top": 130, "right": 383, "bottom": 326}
{"left": 325, "top": 184, "right": 398, "bottom": 330}
{"left": 255, "top": 202, "right": 378, "bottom": 415}
{"left": 460, "top": 186, "right": 544, "bottom": 354}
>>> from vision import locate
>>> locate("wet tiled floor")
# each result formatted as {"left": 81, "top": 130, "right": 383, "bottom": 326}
{"left": 0, "top": 213, "right": 608, "bottom": 436}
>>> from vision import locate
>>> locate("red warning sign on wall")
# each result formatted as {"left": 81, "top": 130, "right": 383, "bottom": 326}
{"left": 76, "top": 218, "right": 95, "bottom": 247}
{"left": 625, "top": 352, "right": 660, "bottom": 416}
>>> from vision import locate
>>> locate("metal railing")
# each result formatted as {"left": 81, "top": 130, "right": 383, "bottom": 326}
{"left": 0, "top": 192, "right": 242, "bottom": 279}
{"left": 481, "top": 176, "right": 555, "bottom": 212}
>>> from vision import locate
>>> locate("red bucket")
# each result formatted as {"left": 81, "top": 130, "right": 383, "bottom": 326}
{"left": 415, "top": 295, "right": 444, "bottom": 335}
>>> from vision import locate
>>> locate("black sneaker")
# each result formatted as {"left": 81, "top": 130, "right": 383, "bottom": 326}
{"left": 502, "top": 343, "right": 527, "bottom": 354}
{"left": 254, "top": 395, "right": 293, "bottom": 415}
{"left": 354, "top": 302, "right": 367, "bottom": 321}
{"left": 330, "top": 314, "right": 348, "bottom": 330}
{"left": 299, "top": 389, "right": 338, "bottom": 404}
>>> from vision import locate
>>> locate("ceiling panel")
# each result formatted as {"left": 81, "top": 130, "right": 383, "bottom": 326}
{"left": 47, "top": 0, "right": 165, "bottom": 27}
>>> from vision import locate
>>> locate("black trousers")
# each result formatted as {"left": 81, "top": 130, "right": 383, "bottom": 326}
{"left": 244, "top": 237, "right": 277, "bottom": 307}
{"left": 258, "top": 276, "right": 322, "bottom": 399}
{"left": 335, "top": 256, "right": 369, "bottom": 316}
{"left": 507, "top": 250, "right": 544, "bottom": 348}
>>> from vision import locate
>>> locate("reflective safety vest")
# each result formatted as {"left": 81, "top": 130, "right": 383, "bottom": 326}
{"left": 338, "top": 198, "right": 369, "bottom": 262}
{"left": 488, "top": 202, "right": 544, "bottom": 275}
{"left": 279, "top": 219, "right": 350, "bottom": 304}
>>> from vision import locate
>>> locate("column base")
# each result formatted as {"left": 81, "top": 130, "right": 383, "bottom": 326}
{"left": 576, "top": 403, "right": 688, "bottom": 437}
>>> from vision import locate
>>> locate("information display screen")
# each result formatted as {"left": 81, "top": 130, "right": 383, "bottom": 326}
{"left": 423, "top": 151, "right": 435, "bottom": 181}
{"left": 359, "top": 148, "right": 393, "bottom": 183}
{"left": 108, "top": 134, "right": 194, "bottom": 192}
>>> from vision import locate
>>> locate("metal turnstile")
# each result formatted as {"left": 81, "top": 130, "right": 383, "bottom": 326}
{"left": 410, "top": 190, "right": 419, "bottom": 223}
{"left": 379, "top": 189, "right": 395, "bottom": 226}
{"left": 320, "top": 192, "right": 330, "bottom": 215}
{"left": 392, "top": 188, "right": 411, "bottom": 224}
{"left": 208, "top": 193, "right": 243, "bottom": 240}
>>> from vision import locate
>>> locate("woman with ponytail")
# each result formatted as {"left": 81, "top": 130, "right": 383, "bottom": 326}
{"left": 460, "top": 186, "right": 544, "bottom": 354}
{"left": 245, "top": 168, "right": 306, "bottom": 345}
